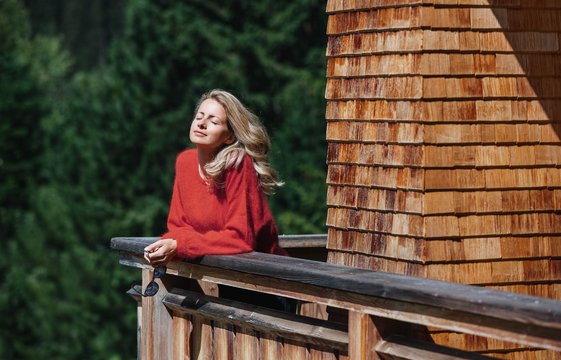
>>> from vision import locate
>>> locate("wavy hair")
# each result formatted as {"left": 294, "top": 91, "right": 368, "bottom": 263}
{"left": 196, "top": 89, "right": 283, "bottom": 194}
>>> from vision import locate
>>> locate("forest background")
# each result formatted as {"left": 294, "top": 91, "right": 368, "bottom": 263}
{"left": 0, "top": 0, "right": 327, "bottom": 358}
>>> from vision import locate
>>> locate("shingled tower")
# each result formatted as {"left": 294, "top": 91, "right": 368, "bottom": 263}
{"left": 324, "top": 1, "right": 561, "bottom": 358}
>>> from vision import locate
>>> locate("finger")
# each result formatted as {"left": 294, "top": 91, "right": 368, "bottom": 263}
{"left": 148, "top": 251, "right": 165, "bottom": 262}
{"left": 150, "top": 250, "right": 173, "bottom": 266}
{"left": 144, "top": 242, "right": 159, "bottom": 253}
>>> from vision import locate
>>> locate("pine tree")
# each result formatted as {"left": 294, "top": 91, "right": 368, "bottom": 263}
{"left": 2, "top": 0, "right": 328, "bottom": 358}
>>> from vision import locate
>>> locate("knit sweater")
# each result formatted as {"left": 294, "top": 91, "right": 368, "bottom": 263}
{"left": 161, "top": 148, "right": 286, "bottom": 259}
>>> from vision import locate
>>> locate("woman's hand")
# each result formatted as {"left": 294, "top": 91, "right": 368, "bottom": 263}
{"left": 144, "top": 238, "right": 177, "bottom": 266}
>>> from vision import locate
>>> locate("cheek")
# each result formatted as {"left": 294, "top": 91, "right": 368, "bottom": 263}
{"left": 220, "top": 129, "right": 233, "bottom": 142}
{"left": 188, "top": 122, "right": 197, "bottom": 141}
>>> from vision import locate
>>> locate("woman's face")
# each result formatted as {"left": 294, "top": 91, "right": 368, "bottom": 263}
{"left": 190, "top": 99, "right": 234, "bottom": 153}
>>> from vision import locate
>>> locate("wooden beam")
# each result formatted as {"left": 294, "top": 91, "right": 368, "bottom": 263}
{"left": 163, "top": 288, "right": 349, "bottom": 351}
{"left": 111, "top": 237, "right": 561, "bottom": 352}
{"left": 111, "top": 234, "right": 327, "bottom": 250}
{"left": 279, "top": 234, "right": 327, "bottom": 248}
{"left": 375, "top": 335, "right": 494, "bottom": 360}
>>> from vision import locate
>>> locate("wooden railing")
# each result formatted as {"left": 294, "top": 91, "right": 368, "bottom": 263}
{"left": 111, "top": 236, "right": 561, "bottom": 359}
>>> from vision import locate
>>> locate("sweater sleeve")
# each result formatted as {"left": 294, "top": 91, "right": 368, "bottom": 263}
{"left": 161, "top": 156, "right": 260, "bottom": 260}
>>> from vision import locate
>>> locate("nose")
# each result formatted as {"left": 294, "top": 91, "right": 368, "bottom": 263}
{"left": 197, "top": 118, "right": 207, "bottom": 129}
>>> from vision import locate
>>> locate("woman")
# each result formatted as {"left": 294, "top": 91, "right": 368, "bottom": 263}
{"left": 143, "top": 89, "right": 286, "bottom": 266}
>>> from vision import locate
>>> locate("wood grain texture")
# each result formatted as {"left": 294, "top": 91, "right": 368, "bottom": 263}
{"left": 190, "top": 316, "right": 213, "bottom": 360}
{"left": 348, "top": 312, "right": 381, "bottom": 360}
{"left": 283, "top": 341, "right": 310, "bottom": 360}
{"left": 325, "top": 3, "right": 561, "bottom": 357}
{"left": 111, "top": 239, "right": 561, "bottom": 336}
{"left": 376, "top": 335, "right": 493, "bottom": 359}
{"left": 140, "top": 268, "right": 175, "bottom": 360}
{"left": 234, "top": 327, "right": 259, "bottom": 360}
{"left": 163, "top": 288, "right": 348, "bottom": 351}
{"left": 213, "top": 322, "right": 234, "bottom": 360}
{"left": 113, "top": 239, "right": 561, "bottom": 356}
{"left": 260, "top": 334, "right": 282, "bottom": 360}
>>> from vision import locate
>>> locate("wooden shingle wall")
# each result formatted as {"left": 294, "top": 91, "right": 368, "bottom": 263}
{"left": 325, "top": 1, "right": 561, "bottom": 357}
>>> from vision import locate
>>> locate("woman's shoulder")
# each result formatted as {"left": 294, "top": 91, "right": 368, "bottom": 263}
{"left": 225, "top": 152, "right": 257, "bottom": 180}
{"left": 240, "top": 152, "right": 254, "bottom": 167}
{"left": 176, "top": 148, "right": 197, "bottom": 165}
{"left": 237, "top": 153, "right": 256, "bottom": 174}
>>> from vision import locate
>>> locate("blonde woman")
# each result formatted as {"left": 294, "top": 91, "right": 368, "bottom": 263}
{"left": 144, "top": 89, "right": 286, "bottom": 266}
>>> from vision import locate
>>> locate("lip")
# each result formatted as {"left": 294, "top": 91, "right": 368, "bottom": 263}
{"left": 193, "top": 130, "right": 207, "bottom": 137}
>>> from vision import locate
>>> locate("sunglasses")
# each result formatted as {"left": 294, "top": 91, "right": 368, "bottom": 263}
{"left": 131, "top": 266, "right": 166, "bottom": 297}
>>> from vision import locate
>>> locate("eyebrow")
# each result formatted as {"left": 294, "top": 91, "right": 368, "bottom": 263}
{"left": 196, "top": 111, "right": 224, "bottom": 122}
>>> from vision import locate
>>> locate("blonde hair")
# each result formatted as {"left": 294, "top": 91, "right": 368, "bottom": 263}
{"left": 196, "top": 89, "right": 283, "bottom": 194}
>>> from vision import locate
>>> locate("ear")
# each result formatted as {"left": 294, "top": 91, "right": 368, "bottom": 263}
{"left": 224, "top": 134, "right": 236, "bottom": 145}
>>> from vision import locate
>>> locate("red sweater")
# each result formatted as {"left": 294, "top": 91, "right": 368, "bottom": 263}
{"left": 161, "top": 149, "right": 286, "bottom": 259}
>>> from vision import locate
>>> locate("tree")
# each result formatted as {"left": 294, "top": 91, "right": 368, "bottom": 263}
{"left": 2, "top": 0, "right": 328, "bottom": 358}
{"left": 0, "top": 1, "right": 136, "bottom": 358}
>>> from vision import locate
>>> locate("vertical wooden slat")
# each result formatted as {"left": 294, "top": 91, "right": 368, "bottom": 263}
{"left": 141, "top": 268, "right": 175, "bottom": 360}
{"left": 191, "top": 317, "right": 213, "bottom": 360}
{"left": 299, "top": 302, "right": 328, "bottom": 320}
{"left": 347, "top": 312, "right": 381, "bottom": 360}
{"left": 213, "top": 322, "right": 234, "bottom": 360}
{"left": 135, "top": 298, "right": 142, "bottom": 360}
{"left": 260, "top": 334, "right": 282, "bottom": 360}
{"left": 310, "top": 348, "right": 338, "bottom": 360}
{"left": 235, "top": 327, "right": 259, "bottom": 360}
{"left": 283, "top": 340, "right": 310, "bottom": 360}
{"left": 172, "top": 313, "right": 191, "bottom": 360}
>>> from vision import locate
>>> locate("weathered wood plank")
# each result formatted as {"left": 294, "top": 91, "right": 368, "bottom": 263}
{"left": 140, "top": 268, "right": 175, "bottom": 360}
{"left": 193, "top": 264, "right": 561, "bottom": 354}
{"left": 120, "top": 254, "right": 561, "bottom": 352}
{"left": 279, "top": 234, "right": 328, "bottom": 248}
{"left": 112, "top": 237, "right": 561, "bottom": 351}
{"left": 126, "top": 285, "right": 142, "bottom": 360}
{"left": 348, "top": 312, "right": 381, "bottom": 360}
{"left": 163, "top": 288, "right": 348, "bottom": 351}
{"left": 201, "top": 256, "right": 561, "bottom": 331}
{"left": 310, "top": 348, "right": 338, "bottom": 360}
{"left": 213, "top": 322, "right": 234, "bottom": 360}
{"left": 190, "top": 316, "right": 213, "bottom": 360}
{"left": 375, "top": 335, "right": 494, "bottom": 360}
{"left": 171, "top": 313, "right": 190, "bottom": 360}
{"left": 260, "top": 334, "right": 282, "bottom": 360}
{"left": 112, "top": 235, "right": 327, "bottom": 251}
{"left": 235, "top": 327, "right": 259, "bottom": 360}
{"left": 283, "top": 340, "right": 310, "bottom": 360}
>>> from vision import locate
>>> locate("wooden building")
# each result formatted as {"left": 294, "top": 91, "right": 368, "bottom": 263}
{"left": 112, "top": 1, "right": 561, "bottom": 359}
{"left": 324, "top": 0, "right": 561, "bottom": 358}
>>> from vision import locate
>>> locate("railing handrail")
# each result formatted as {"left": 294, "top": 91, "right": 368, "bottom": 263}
{"left": 111, "top": 236, "right": 561, "bottom": 352}
{"left": 112, "top": 234, "right": 327, "bottom": 249}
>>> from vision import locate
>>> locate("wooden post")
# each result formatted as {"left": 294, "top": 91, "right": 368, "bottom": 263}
{"left": 348, "top": 312, "right": 381, "bottom": 360}
{"left": 126, "top": 286, "right": 143, "bottom": 360}
{"left": 140, "top": 268, "right": 175, "bottom": 360}
{"left": 136, "top": 298, "right": 142, "bottom": 359}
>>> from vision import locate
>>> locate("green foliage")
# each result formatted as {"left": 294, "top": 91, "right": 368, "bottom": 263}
{"left": 0, "top": 0, "right": 45, "bottom": 217}
{"left": 2, "top": 0, "right": 328, "bottom": 358}
{"left": 0, "top": 1, "right": 137, "bottom": 358}
{"left": 23, "top": 0, "right": 126, "bottom": 70}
